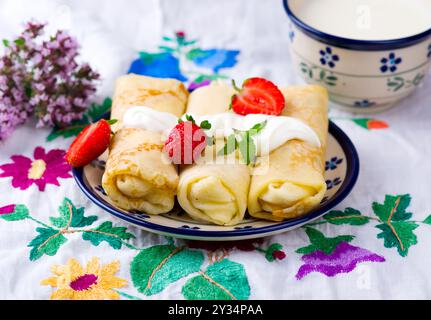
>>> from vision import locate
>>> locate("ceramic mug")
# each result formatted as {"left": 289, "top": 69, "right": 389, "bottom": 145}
{"left": 283, "top": 0, "right": 431, "bottom": 113}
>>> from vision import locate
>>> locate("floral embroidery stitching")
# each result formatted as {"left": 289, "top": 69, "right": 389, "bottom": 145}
{"left": 41, "top": 257, "right": 128, "bottom": 300}
{"left": 0, "top": 146, "right": 71, "bottom": 191}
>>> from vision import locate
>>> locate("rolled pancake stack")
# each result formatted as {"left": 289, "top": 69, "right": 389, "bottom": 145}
{"left": 177, "top": 82, "right": 251, "bottom": 226}
{"left": 102, "top": 74, "right": 188, "bottom": 214}
{"left": 248, "top": 85, "right": 328, "bottom": 221}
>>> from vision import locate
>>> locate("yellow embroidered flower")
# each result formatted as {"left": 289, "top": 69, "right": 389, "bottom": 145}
{"left": 41, "top": 257, "right": 127, "bottom": 300}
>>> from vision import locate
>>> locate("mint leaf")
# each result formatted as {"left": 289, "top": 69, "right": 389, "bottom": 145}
{"left": 249, "top": 120, "right": 267, "bottom": 136}
{"left": 107, "top": 119, "right": 118, "bottom": 125}
{"left": 199, "top": 120, "right": 211, "bottom": 130}
{"left": 238, "top": 131, "right": 256, "bottom": 165}
{"left": 217, "top": 134, "right": 238, "bottom": 156}
{"left": 87, "top": 98, "right": 112, "bottom": 121}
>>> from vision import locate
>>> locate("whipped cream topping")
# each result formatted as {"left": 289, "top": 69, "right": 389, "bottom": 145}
{"left": 183, "top": 112, "right": 321, "bottom": 156}
{"left": 123, "top": 106, "right": 321, "bottom": 156}
{"left": 122, "top": 106, "right": 178, "bottom": 139}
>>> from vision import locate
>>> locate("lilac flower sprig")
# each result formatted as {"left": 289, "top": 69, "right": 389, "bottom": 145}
{"left": 0, "top": 21, "right": 99, "bottom": 141}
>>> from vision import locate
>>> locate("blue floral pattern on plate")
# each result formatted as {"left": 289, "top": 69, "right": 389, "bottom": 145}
{"left": 380, "top": 53, "right": 402, "bottom": 73}
{"left": 94, "top": 185, "right": 107, "bottom": 196}
{"left": 234, "top": 226, "right": 254, "bottom": 230}
{"left": 354, "top": 100, "right": 376, "bottom": 108}
{"left": 319, "top": 47, "right": 339, "bottom": 68}
{"left": 325, "top": 157, "right": 343, "bottom": 171}
{"left": 428, "top": 44, "right": 431, "bottom": 58}
{"left": 181, "top": 225, "right": 200, "bottom": 230}
{"left": 326, "top": 178, "right": 342, "bottom": 190}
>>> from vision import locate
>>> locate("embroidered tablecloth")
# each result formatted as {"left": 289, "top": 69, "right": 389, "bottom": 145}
{"left": 1, "top": 0, "right": 430, "bottom": 300}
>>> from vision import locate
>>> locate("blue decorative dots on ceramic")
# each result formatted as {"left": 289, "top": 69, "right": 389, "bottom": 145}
{"left": 353, "top": 100, "right": 376, "bottom": 108}
{"left": 319, "top": 47, "right": 339, "bottom": 68}
{"left": 73, "top": 121, "right": 359, "bottom": 241}
{"left": 380, "top": 53, "right": 402, "bottom": 73}
{"left": 326, "top": 178, "right": 342, "bottom": 190}
{"left": 283, "top": 0, "right": 431, "bottom": 113}
{"left": 325, "top": 157, "right": 343, "bottom": 171}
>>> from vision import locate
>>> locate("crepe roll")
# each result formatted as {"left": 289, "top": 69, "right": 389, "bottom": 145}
{"left": 247, "top": 85, "right": 328, "bottom": 221}
{"left": 102, "top": 74, "right": 188, "bottom": 214}
{"left": 177, "top": 81, "right": 250, "bottom": 226}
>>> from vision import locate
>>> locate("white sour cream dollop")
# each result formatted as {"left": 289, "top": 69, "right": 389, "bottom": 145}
{"left": 123, "top": 107, "right": 321, "bottom": 156}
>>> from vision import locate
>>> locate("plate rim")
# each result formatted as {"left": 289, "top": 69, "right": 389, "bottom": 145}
{"left": 72, "top": 120, "right": 360, "bottom": 239}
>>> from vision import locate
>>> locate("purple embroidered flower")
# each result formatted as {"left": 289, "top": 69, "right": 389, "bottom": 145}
{"left": 380, "top": 53, "right": 402, "bottom": 73}
{"left": 325, "top": 157, "right": 343, "bottom": 171}
{"left": 319, "top": 47, "right": 339, "bottom": 68}
{"left": 188, "top": 79, "right": 211, "bottom": 92}
{"left": 296, "top": 242, "right": 385, "bottom": 280}
{"left": 0, "top": 146, "right": 71, "bottom": 191}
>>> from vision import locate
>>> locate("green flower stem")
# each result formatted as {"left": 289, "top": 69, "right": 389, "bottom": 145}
{"left": 114, "top": 290, "right": 143, "bottom": 300}
{"left": 254, "top": 247, "right": 267, "bottom": 254}
{"left": 67, "top": 229, "right": 143, "bottom": 251}
{"left": 26, "top": 216, "right": 54, "bottom": 229}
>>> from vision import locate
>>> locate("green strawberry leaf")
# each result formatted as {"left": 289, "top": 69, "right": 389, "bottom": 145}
{"left": 199, "top": 120, "right": 211, "bottom": 130}
{"left": 323, "top": 208, "right": 370, "bottom": 225}
{"left": 376, "top": 221, "right": 418, "bottom": 257}
{"left": 423, "top": 215, "right": 431, "bottom": 225}
{"left": 131, "top": 245, "right": 204, "bottom": 296}
{"left": 49, "top": 198, "right": 97, "bottom": 229}
{"left": 87, "top": 98, "right": 112, "bottom": 121}
{"left": 82, "top": 221, "right": 135, "bottom": 249}
{"left": 217, "top": 134, "right": 238, "bottom": 156}
{"left": 296, "top": 227, "right": 354, "bottom": 254}
{"left": 0, "top": 204, "right": 29, "bottom": 221}
{"left": 372, "top": 194, "right": 412, "bottom": 222}
{"left": 182, "top": 259, "right": 250, "bottom": 300}
{"left": 28, "top": 227, "right": 67, "bottom": 261}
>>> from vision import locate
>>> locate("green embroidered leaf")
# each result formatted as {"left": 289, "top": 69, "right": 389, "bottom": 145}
{"left": 372, "top": 194, "right": 412, "bottom": 222}
{"left": 46, "top": 119, "right": 89, "bottom": 141}
{"left": 0, "top": 204, "right": 29, "bottom": 221}
{"left": 323, "top": 208, "right": 370, "bottom": 225}
{"left": 28, "top": 227, "right": 67, "bottom": 261}
{"left": 131, "top": 245, "right": 204, "bottom": 296}
{"left": 162, "top": 36, "right": 173, "bottom": 42}
{"left": 376, "top": 221, "right": 418, "bottom": 257}
{"left": 296, "top": 227, "right": 354, "bottom": 254}
{"left": 82, "top": 221, "right": 135, "bottom": 249}
{"left": 158, "top": 45, "right": 175, "bottom": 53}
{"left": 423, "top": 215, "right": 431, "bottom": 225}
{"left": 186, "top": 48, "right": 207, "bottom": 60}
{"left": 49, "top": 198, "right": 97, "bottom": 228}
{"left": 265, "top": 243, "right": 283, "bottom": 262}
{"left": 352, "top": 118, "right": 370, "bottom": 129}
{"left": 182, "top": 259, "right": 250, "bottom": 300}
{"left": 86, "top": 98, "right": 112, "bottom": 121}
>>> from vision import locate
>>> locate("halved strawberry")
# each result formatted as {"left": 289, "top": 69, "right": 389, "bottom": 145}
{"left": 66, "top": 119, "right": 112, "bottom": 168}
{"left": 231, "top": 77, "right": 285, "bottom": 116}
{"left": 164, "top": 116, "right": 209, "bottom": 165}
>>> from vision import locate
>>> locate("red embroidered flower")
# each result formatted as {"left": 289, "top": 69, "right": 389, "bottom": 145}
{"left": 0, "top": 146, "right": 71, "bottom": 191}
{"left": 367, "top": 119, "right": 389, "bottom": 130}
{"left": 175, "top": 31, "right": 186, "bottom": 39}
{"left": 272, "top": 250, "right": 286, "bottom": 260}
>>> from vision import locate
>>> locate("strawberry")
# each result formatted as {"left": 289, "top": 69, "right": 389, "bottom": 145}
{"left": 164, "top": 116, "right": 209, "bottom": 165}
{"left": 231, "top": 77, "right": 285, "bottom": 116}
{"left": 66, "top": 119, "right": 112, "bottom": 168}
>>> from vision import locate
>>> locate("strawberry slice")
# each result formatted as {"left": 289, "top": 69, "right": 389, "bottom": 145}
{"left": 231, "top": 77, "right": 285, "bottom": 116}
{"left": 164, "top": 116, "right": 209, "bottom": 165}
{"left": 66, "top": 119, "right": 112, "bottom": 168}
